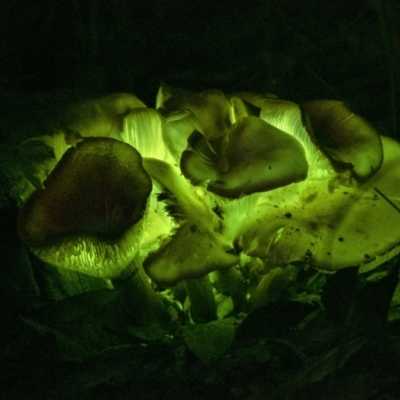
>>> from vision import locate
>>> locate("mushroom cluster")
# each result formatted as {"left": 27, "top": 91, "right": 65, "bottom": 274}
{"left": 16, "top": 87, "right": 400, "bottom": 322}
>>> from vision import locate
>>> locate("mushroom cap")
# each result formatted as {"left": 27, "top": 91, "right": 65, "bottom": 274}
{"left": 157, "top": 85, "right": 235, "bottom": 142}
{"left": 141, "top": 157, "right": 239, "bottom": 285}
{"left": 143, "top": 221, "right": 239, "bottom": 286}
{"left": 231, "top": 94, "right": 334, "bottom": 176}
{"left": 181, "top": 116, "right": 309, "bottom": 198}
{"left": 56, "top": 92, "right": 146, "bottom": 138}
{"left": 302, "top": 100, "right": 383, "bottom": 180}
{"left": 51, "top": 93, "right": 147, "bottom": 160}
{"left": 235, "top": 136, "right": 400, "bottom": 271}
{"left": 232, "top": 93, "right": 384, "bottom": 181}
{"left": 161, "top": 110, "right": 203, "bottom": 163}
{"left": 17, "top": 137, "right": 152, "bottom": 278}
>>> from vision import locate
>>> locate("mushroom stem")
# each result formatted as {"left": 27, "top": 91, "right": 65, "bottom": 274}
{"left": 184, "top": 275, "right": 217, "bottom": 324}
{"left": 215, "top": 266, "right": 247, "bottom": 311}
{"left": 112, "top": 262, "right": 170, "bottom": 327}
{"left": 142, "top": 158, "right": 217, "bottom": 227}
{"left": 251, "top": 265, "right": 298, "bottom": 309}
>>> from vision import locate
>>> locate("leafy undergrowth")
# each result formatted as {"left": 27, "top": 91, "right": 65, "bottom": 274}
{"left": 1, "top": 203, "right": 400, "bottom": 400}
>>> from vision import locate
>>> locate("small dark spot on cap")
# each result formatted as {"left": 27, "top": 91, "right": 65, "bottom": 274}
{"left": 364, "top": 254, "right": 371, "bottom": 258}
{"left": 338, "top": 237, "right": 344, "bottom": 242}
{"left": 343, "top": 191, "right": 348, "bottom": 195}
{"left": 310, "top": 242, "right": 314, "bottom": 246}
{"left": 326, "top": 252, "right": 331, "bottom": 255}
{"left": 284, "top": 212, "right": 292, "bottom": 218}
{"left": 190, "top": 225, "right": 197, "bottom": 233}
{"left": 309, "top": 222, "right": 318, "bottom": 230}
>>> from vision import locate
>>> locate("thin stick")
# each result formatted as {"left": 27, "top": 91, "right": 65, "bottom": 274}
{"left": 374, "top": 187, "right": 400, "bottom": 214}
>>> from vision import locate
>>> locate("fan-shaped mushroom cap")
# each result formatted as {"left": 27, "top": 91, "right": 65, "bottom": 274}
{"left": 17, "top": 137, "right": 152, "bottom": 278}
{"left": 141, "top": 157, "right": 239, "bottom": 285}
{"left": 302, "top": 100, "right": 383, "bottom": 180}
{"left": 144, "top": 221, "right": 239, "bottom": 286}
{"left": 157, "top": 85, "right": 235, "bottom": 142}
{"left": 235, "top": 136, "right": 400, "bottom": 271}
{"left": 181, "top": 116, "right": 309, "bottom": 198}
{"left": 233, "top": 93, "right": 384, "bottom": 181}
{"left": 57, "top": 92, "right": 146, "bottom": 138}
{"left": 51, "top": 93, "right": 147, "bottom": 160}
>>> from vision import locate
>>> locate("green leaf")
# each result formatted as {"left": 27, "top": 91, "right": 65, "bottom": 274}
{"left": 182, "top": 318, "right": 236, "bottom": 364}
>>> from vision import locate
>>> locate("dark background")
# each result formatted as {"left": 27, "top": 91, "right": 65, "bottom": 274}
{"left": 0, "top": 0, "right": 399, "bottom": 141}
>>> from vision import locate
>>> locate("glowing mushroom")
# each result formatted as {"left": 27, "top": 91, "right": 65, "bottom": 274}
{"left": 51, "top": 93, "right": 147, "bottom": 161}
{"left": 17, "top": 137, "right": 168, "bottom": 324}
{"left": 156, "top": 85, "right": 236, "bottom": 163}
{"left": 302, "top": 100, "right": 383, "bottom": 180}
{"left": 141, "top": 157, "right": 240, "bottom": 322}
{"left": 141, "top": 157, "right": 239, "bottom": 286}
{"left": 18, "top": 86, "right": 399, "bottom": 324}
{"left": 181, "top": 116, "right": 309, "bottom": 198}
{"left": 157, "top": 86, "right": 309, "bottom": 198}
{"left": 234, "top": 93, "right": 383, "bottom": 181}
{"left": 232, "top": 103, "right": 400, "bottom": 274}
{"left": 158, "top": 88, "right": 400, "bottom": 307}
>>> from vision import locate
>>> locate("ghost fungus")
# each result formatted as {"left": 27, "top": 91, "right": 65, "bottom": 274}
{"left": 302, "top": 100, "right": 383, "bottom": 180}
{"left": 235, "top": 134, "right": 400, "bottom": 272}
{"left": 181, "top": 116, "right": 309, "bottom": 198}
{"left": 56, "top": 92, "right": 146, "bottom": 138}
{"left": 141, "top": 157, "right": 239, "bottom": 284}
{"left": 142, "top": 156, "right": 240, "bottom": 321}
{"left": 232, "top": 93, "right": 338, "bottom": 179}
{"left": 51, "top": 93, "right": 147, "bottom": 161}
{"left": 159, "top": 88, "right": 317, "bottom": 198}
{"left": 214, "top": 93, "right": 399, "bottom": 273}
{"left": 144, "top": 221, "right": 239, "bottom": 286}
{"left": 17, "top": 137, "right": 152, "bottom": 279}
{"left": 157, "top": 85, "right": 235, "bottom": 142}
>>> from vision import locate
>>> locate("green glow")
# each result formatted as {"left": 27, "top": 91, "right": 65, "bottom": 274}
{"left": 16, "top": 88, "right": 400, "bottom": 321}
{"left": 31, "top": 209, "right": 146, "bottom": 279}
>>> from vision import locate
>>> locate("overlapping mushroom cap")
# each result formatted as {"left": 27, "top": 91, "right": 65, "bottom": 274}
{"left": 51, "top": 93, "right": 148, "bottom": 161}
{"left": 154, "top": 86, "right": 400, "bottom": 280}
{"left": 158, "top": 86, "right": 309, "bottom": 198}
{"left": 16, "top": 86, "right": 400, "bottom": 289}
{"left": 230, "top": 95, "right": 399, "bottom": 272}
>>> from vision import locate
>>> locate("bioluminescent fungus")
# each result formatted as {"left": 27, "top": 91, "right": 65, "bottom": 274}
{"left": 16, "top": 87, "right": 400, "bottom": 321}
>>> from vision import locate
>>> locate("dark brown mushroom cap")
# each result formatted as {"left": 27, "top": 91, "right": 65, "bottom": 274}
{"left": 18, "top": 137, "right": 152, "bottom": 247}
{"left": 302, "top": 100, "right": 383, "bottom": 180}
{"left": 181, "top": 116, "right": 309, "bottom": 198}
